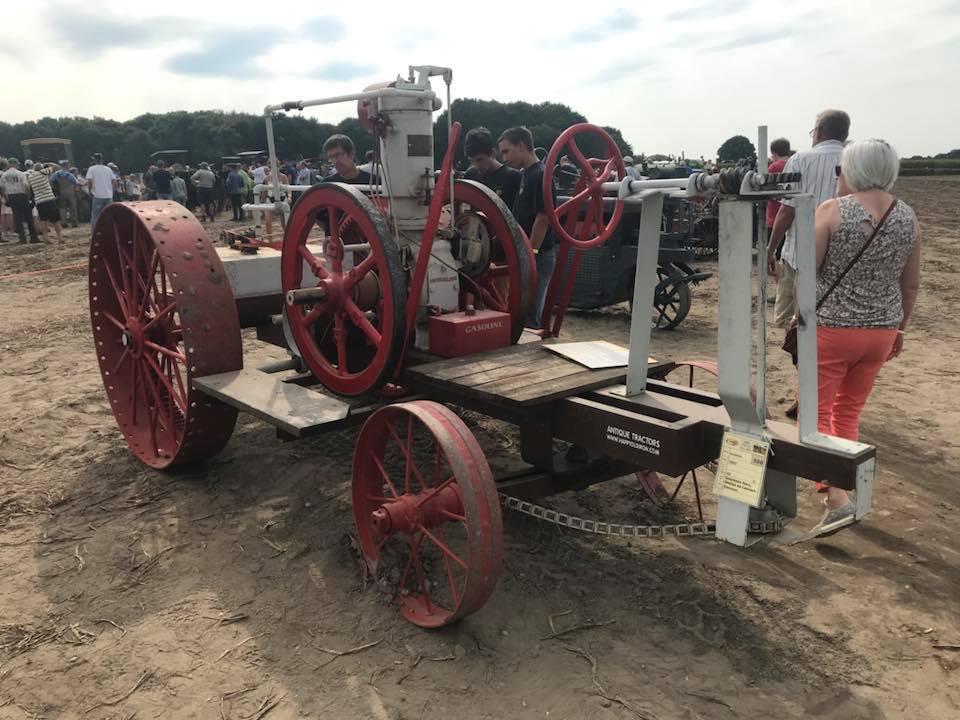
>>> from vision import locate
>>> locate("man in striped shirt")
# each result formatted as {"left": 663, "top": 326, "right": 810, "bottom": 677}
{"left": 27, "top": 162, "right": 64, "bottom": 243}
{"left": 766, "top": 109, "right": 850, "bottom": 327}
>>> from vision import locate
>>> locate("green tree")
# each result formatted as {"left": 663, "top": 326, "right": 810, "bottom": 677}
{"left": 717, "top": 135, "right": 756, "bottom": 164}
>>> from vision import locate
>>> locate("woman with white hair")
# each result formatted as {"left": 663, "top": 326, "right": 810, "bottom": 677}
{"left": 812, "top": 139, "right": 921, "bottom": 532}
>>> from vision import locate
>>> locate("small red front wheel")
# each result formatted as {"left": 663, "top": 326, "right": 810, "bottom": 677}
{"left": 353, "top": 401, "right": 503, "bottom": 628}
{"left": 544, "top": 123, "right": 626, "bottom": 249}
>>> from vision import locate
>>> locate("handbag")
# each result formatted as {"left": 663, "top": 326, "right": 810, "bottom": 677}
{"left": 781, "top": 198, "right": 897, "bottom": 362}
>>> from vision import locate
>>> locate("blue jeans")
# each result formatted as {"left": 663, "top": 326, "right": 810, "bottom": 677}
{"left": 527, "top": 244, "right": 558, "bottom": 329}
{"left": 90, "top": 197, "right": 112, "bottom": 228}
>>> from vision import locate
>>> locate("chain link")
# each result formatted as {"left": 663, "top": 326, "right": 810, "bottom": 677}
{"left": 499, "top": 494, "right": 785, "bottom": 538}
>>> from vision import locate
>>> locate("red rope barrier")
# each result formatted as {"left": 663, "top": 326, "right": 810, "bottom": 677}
{"left": 0, "top": 262, "right": 88, "bottom": 282}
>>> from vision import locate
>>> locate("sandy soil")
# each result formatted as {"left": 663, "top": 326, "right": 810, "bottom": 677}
{"left": 1, "top": 177, "right": 958, "bottom": 720}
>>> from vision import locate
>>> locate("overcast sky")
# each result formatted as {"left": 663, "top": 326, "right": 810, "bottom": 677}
{"left": 5, "top": 0, "right": 958, "bottom": 158}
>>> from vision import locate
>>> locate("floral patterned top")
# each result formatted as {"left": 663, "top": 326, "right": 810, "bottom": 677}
{"left": 817, "top": 196, "right": 916, "bottom": 329}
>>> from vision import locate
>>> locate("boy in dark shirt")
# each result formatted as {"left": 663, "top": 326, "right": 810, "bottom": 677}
{"left": 322, "top": 135, "right": 371, "bottom": 185}
{"left": 463, "top": 127, "right": 521, "bottom": 210}
{"left": 498, "top": 126, "right": 557, "bottom": 329}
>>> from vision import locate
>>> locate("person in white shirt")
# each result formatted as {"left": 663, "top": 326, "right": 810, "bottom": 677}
{"left": 85, "top": 153, "right": 116, "bottom": 229}
{"left": 767, "top": 110, "right": 850, "bottom": 328}
{"left": 623, "top": 156, "right": 641, "bottom": 180}
{"left": 251, "top": 162, "right": 268, "bottom": 186}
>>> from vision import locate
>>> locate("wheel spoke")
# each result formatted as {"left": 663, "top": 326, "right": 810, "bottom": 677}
{"left": 139, "top": 249, "right": 161, "bottom": 317}
{"left": 410, "top": 537, "right": 433, "bottom": 612}
{"left": 418, "top": 524, "right": 468, "bottom": 570}
{"left": 439, "top": 509, "right": 466, "bottom": 522}
{"left": 144, "top": 340, "right": 186, "bottom": 363}
{"left": 327, "top": 206, "right": 342, "bottom": 275}
{"left": 567, "top": 139, "right": 592, "bottom": 176}
{"left": 142, "top": 302, "right": 176, "bottom": 332}
{"left": 140, "top": 357, "right": 174, "bottom": 437}
{"left": 555, "top": 186, "right": 592, "bottom": 218}
{"left": 438, "top": 525, "right": 460, "bottom": 606}
{"left": 101, "top": 310, "right": 126, "bottom": 331}
{"left": 397, "top": 537, "right": 418, "bottom": 595}
{"left": 341, "top": 253, "right": 377, "bottom": 294}
{"left": 110, "top": 347, "right": 131, "bottom": 376}
{"left": 299, "top": 244, "right": 329, "bottom": 279}
{"left": 142, "top": 353, "right": 180, "bottom": 428}
{"left": 413, "top": 475, "right": 456, "bottom": 510}
{"left": 386, "top": 419, "right": 430, "bottom": 492}
{"left": 601, "top": 157, "right": 616, "bottom": 181}
{"left": 299, "top": 305, "right": 325, "bottom": 329}
{"left": 101, "top": 256, "right": 129, "bottom": 314}
{"left": 371, "top": 455, "right": 400, "bottom": 498}
{"left": 343, "top": 298, "right": 382, "bottom": 346}
{"left": 113, "top": 225, "right": 135, "bottom": 310}
{"left": 334, "top": 314, "right": 348, "bottom": 370}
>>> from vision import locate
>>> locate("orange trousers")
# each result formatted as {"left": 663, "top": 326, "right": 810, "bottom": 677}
{"left": 817, "top": 325, "right": 897, "bottom": 441}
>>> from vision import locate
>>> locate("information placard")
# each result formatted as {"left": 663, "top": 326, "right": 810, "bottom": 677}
{"left": 712, "top": 431, "right": 770, "bottom": 508}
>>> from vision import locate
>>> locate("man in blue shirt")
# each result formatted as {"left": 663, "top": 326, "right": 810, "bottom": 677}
{"left": 49, "top": 160, "right": 80, "bottom": 227}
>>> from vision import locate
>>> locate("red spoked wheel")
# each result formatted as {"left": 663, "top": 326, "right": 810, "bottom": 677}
{"left": 444, "top": 179, "right": 534, "bottom": 343}
{"left": 88, "top": 201, "right": 242, "bottom": 468}
{"left": 353, "top": 401, "right": 503, "bottom": 628}
{"left": 544, "top": 123, "right": 626, "bottom": 249}
{"left": 281, "top": 183, "right": 406, "bottom": 397}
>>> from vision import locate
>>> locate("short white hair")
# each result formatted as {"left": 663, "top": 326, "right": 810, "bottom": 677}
{"left": 841, "top": 139, "right": 899, "bottom": 193}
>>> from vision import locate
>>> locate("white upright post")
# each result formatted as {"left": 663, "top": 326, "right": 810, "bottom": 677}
{"left": 715, "top": 199, "right": 766, "bottom": 546}
{"left": 625, "top": 192, "right": 665, "bottom": 396}
{"left": 792, "top": 193, "right": 818, "bottom": 441}
{"left": 755, "top": 126, "right": 769, "bottom": 423}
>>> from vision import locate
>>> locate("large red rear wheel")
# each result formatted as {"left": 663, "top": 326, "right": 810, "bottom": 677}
{"left": 544, "top": 123, "right": 625, "bottom": 249}
{"left": 281, "top": 184, "right": 406, "bottom": 397}
{"left": 353, "top": 401, "right": 503, "bottom": 627}
{"left": 89, "top": 201, "right": 242, "bottom": 468}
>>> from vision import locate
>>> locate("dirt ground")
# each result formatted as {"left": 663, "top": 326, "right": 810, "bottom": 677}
{"left": 1, "top": 177, "right": 958, "bottom": 720}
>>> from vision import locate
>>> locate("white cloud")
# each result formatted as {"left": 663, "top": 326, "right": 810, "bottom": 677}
{"left": 4, "top": 0, "right": 959, "bottom": 157}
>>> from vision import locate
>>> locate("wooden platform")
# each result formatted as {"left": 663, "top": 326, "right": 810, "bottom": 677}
{"left": 193, "top": 368, "right": 360, "bottom": 437}
{"left": 400, "top": 342, "right": 670, "bottom": 408}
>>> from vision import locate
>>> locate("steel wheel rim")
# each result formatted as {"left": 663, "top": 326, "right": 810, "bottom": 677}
{"left": 89, "top": 201, "right": 241, "bottom": 468}
{"left": 353, "top": 401, "right": 503, "bottom": 627}
{"left": 281, "top": 184, "right": 406, "bottom": 397}
{"left": 544, "top": 123, "right": 626, "bottom": 249}
{"left": 446, "top": 179, "right": 533, "bottom": 343}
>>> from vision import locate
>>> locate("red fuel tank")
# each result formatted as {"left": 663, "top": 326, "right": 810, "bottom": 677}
{"left": 428, "top": 309, "right": 512, "bottom": 358}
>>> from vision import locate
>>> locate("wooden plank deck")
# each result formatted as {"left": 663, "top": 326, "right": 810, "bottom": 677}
{"left": 401, "top": 342, "right": 671, "bottom": 408}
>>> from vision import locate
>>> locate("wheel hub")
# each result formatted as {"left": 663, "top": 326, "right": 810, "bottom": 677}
{"left": 371, "top": 484, "right": 463, "bottom": 536}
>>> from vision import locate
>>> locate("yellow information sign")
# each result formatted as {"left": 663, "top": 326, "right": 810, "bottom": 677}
{"left": 712, "top": 431, "right": 770, "bottom": 508}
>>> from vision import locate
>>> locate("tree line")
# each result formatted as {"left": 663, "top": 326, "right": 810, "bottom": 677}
{"left": 0, "top": 99, "right": 634, "bottom": 172}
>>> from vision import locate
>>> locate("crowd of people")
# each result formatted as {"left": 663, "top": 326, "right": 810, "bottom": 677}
{"left": 0, "top": 152, "right": 341, "bottom": 243}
